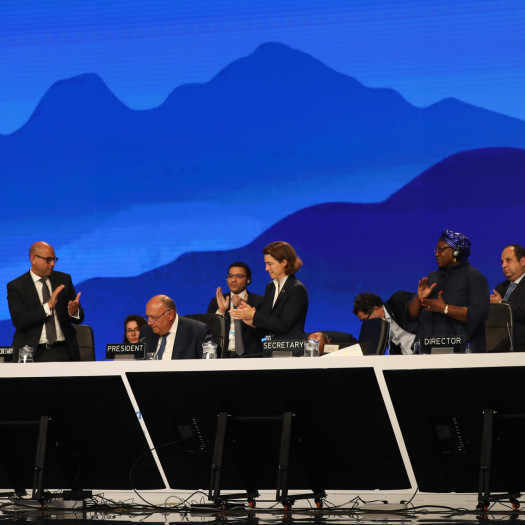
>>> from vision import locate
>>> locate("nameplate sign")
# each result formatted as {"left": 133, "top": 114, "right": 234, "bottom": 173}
{"left": 263, "top": 339, "right": 304, "bottom": 357}
{"left": 0, "top": 347, "right": 14, "bottom": 356}
{"left": 106, "top": 343, "right": 145, "bottom": 360}
{"left": 422, "top": 335, "right": 465, "bottom": 354}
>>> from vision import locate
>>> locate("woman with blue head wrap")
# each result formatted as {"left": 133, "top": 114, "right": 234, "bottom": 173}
{"left": 407, "top": 229, "right": 490, "bottom": 353}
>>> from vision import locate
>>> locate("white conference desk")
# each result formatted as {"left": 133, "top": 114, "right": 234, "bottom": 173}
{"left": 1, "top": 353, "right": 523, "bottom": 509}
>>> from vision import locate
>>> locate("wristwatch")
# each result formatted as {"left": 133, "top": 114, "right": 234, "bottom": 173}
{"left": 444, "top": 304, "right": 449, "bottom": 315}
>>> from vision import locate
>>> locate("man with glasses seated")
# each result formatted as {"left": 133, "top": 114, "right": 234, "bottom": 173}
{"left": 353, "top": 292, "right": 416, "bottom": 354}
{"left": 141, "top": 295, "right": 212, "bottom": 359}
{"left": 7, "top": 241, "right": 84, "bottom": 362}
{"left": 207, "top": 262, "right": 264, "bottom": 357}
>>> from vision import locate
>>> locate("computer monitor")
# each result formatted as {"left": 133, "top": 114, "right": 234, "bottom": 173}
{"left": 0, "top": 375, "right": 164, "bottom": 492}
{"left": 385, "top": 366, "right": 525, "bottom": 493}
{"left": 127, "top": 367, "right": 410, "bottom": 491}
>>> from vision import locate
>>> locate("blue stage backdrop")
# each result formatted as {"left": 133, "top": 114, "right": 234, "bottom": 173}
{"left": 1, "top": 2, "right": 524, "bottom": 358}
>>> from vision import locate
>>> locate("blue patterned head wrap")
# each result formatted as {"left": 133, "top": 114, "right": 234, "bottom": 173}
{"left": 439, "top": 229, "right": 471, "bottom": 259}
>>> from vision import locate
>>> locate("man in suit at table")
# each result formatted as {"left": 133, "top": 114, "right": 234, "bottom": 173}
{"left": 7, "top": 241, "right": 84, "bottom": 362}
{"left": 353, "top": 291, "right": 415, "bottom": 355}
{"left": 490, "top": 244, "right": 525, "bottom": 351}
{"left": 142, "top": 295, "right": 212, "bottom": 359}
{"left": 207, "top": 261, "right": 264, "bottom": 356}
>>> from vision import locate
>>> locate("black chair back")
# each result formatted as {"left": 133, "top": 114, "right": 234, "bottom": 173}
{"left": 358, "top": 318, "right": 389, "bottom": 355}
{"left": 185, "top": 313, "right": 228, "bottom": 358}
{"left": 485, "top": 303, "right": 514, "bottom": 352}
{"left": 76, "top": 324, "right": 96, "bottom": 361}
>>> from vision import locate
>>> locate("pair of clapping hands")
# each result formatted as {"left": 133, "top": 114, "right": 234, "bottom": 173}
{"left": 216, "top": 287, "right": 256, "bottom": 325}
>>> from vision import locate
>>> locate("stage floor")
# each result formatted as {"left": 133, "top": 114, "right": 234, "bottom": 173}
{"left": 1, "top": 494, "right": 524, "bottom": 524}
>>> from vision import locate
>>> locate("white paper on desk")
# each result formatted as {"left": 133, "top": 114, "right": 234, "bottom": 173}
{"left": 322, "top": 343, "right": 363, "bottom": 357}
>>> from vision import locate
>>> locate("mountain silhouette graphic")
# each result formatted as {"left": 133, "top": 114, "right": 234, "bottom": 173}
{"left": 2, "top": 42, "right": 524, "bottom": 214}
{"left": 1, "top": 43, "right": 524, "bottom": 353}
{"left": 0, "top": 146, "right": 514, "bottom": 357}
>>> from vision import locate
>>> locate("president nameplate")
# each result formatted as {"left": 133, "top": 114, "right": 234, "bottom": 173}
{"left": 106, "top": 343, "right": 145, "bottom": 360}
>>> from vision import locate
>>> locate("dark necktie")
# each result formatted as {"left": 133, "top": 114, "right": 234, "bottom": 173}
{"left": 234, "top": 319, "right": 245, "bottom": 356}
{"left": 504, "top": 282, "right": 517, "bottom": 301}
{"left": 40, "top": 278, "right": 57, "bottom": 344}
{"left": 157, "top": 333, "right": 168, "bottom": 360}
{"left": 232, "top": 297, "right": 245, "bottom": 357}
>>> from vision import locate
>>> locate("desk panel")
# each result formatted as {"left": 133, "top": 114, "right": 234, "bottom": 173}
{"left": 127, "top": 367, "right": 410, "bottom": 490}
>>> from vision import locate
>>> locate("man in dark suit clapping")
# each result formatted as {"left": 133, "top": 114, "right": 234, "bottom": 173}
{"left": 207, "top": 262, "right": 264, "bottom": 356}
{"left": 7, "top": 241, "right": 84, "bottom": 362}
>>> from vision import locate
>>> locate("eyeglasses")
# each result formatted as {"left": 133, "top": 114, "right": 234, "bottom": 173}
{"left": 126, "top": 328, "right": 141, "bottom": 333}
{"left": 359, "top": 313, "right": 371, "bottom": 322}
{"left": 145, "top": 309, "right": 172, "bottom": 323}
{"left": 34, "top": 254, "right": 59, "bottom": 264}
{"left": 434, "top": 246, "right": 452, "bottom": 255}
{"left": 227, "top": 273, "right": 247, "bottom": 279}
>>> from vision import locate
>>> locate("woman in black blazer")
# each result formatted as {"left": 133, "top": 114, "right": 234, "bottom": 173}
{"left": 231, "top": 241, "right": 308, "bottom": 340}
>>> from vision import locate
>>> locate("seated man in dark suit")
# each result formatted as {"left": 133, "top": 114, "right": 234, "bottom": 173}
{"left": 490, "top": 244, "right": 525, "bottom": 351}
{"left": 141, "top": 295, "right": 212, "bottom": 359}
{"left": 353, "top": 292, "right": 415, "bottom": 355}
{"left": 207, "top": 261, "right": 264, "bottom": 357}
{"left": 7, "top": 241, "right": 84, "bottom": 362}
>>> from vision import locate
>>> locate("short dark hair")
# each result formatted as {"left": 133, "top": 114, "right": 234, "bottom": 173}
{"left": 507, "top": 244, "right": 525, "bottom": 261}
{"left": 123, "top": 314, "right": 146, "bottom": 343}
{"left": 353, "top": 293, "right": 383, "bottom": 316}
{"left": 228, "top": 261, "right": 252, "bottom": 282}
{"left": 262, "top": 241, "right": 302, "bottom": 275}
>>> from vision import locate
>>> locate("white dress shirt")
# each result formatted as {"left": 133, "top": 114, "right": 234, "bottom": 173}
{"left": 30, "top": 269, "right": 66, "bottom": 344}
{"left": 156, "top": 314, "right": 180, "bottom": 360}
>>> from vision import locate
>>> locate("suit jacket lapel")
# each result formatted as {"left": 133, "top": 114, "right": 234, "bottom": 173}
{"left": 24, "top": 271, "right": 43, "bottom": 308}
{"left": 172, "top": 319, "right": 185, "bottom": 359}
{"left": 272, "top": 276, "right": 293, "bottom": 310}
{"left": 509, "top": 278, "right": 525, "bottom": 300}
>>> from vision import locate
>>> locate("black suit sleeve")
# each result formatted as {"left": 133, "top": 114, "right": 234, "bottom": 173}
{"left": 253, "top": 282, "right": 308, "bottom": 335}
{"left": 497, "top": 281, "right": 525, "bottom": 324}
{"left": 7, "top": 280, "right": 47, "bottom": 331}
{"left": 248, "top": 293, "right": 265, "bottom": 310}
{"left": 207, "top": 297, "right": 218, "bottom": 314}
{"left": 61, "top": 273, "right": 84, "bottom": 325}
{"left": 197, "top": 324, "right": 213, "bottom": 357}
{"left": 386, "top": 291, "right": 416, "bottom": 333}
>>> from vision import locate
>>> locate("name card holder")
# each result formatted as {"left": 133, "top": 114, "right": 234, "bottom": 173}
{"left": 0, "top": 347, "right": 14, "bottom": 363}
{"left": 262, "top": 339, "right": 305, "bottom": 357}
{"left": 422, "top": 335, "right": 466, "bottom": 354}
{"left": 105, "top": 343, "right": 145, "bottom": 360}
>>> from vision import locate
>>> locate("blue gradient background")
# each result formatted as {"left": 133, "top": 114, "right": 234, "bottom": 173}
{"left": 1, "top": 1, "right": 524, "bottom": 358}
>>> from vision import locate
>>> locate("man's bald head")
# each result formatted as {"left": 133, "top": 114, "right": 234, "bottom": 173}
{"left": 29, "top": 242, "right": 57, "bottom": 278}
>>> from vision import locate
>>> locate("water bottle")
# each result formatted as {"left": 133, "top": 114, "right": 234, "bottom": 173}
{"left": 202, "top": 341, "right": 218, "bottom": 359}
{"left": 304, "top": 339, "right": 319, "bottom": 357}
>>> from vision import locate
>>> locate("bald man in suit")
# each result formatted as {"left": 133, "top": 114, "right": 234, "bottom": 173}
{"left": 7, "top": 241, "right": 84, "bottom": 362}
{"left": 141, "top": 295, "right": 212, "bottom": 359}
